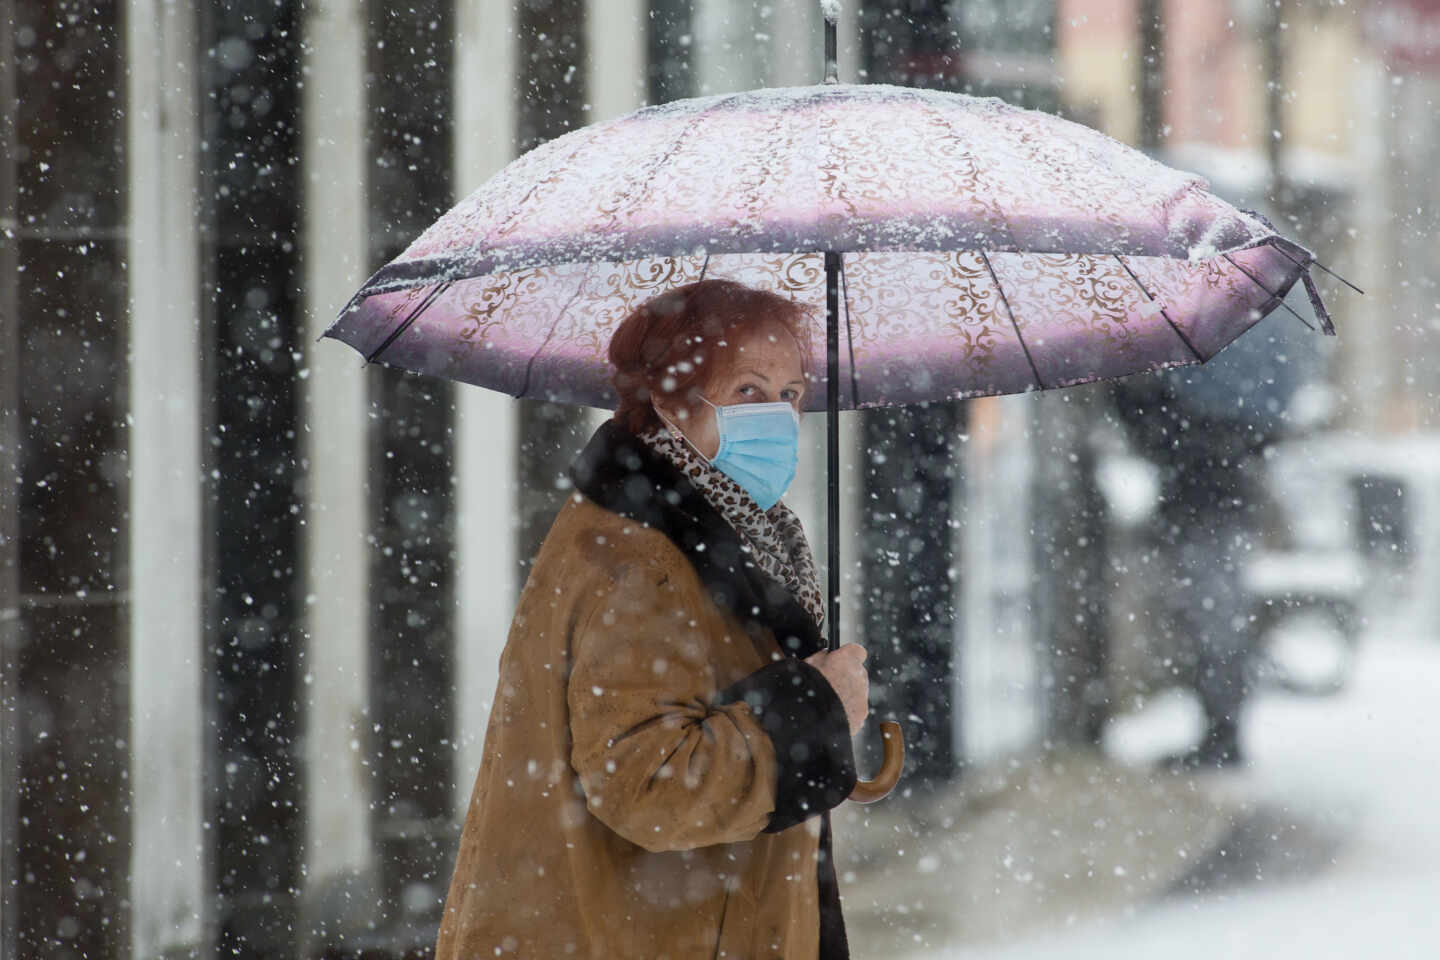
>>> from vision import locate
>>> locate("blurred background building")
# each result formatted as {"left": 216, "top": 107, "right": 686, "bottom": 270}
{"left": 1, "top": 0, "right": 1436, "bottom": 958}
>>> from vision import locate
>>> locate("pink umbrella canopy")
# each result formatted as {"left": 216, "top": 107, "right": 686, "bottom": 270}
{"left": 324, "top": 82, "right": 1334, "bottom": 410}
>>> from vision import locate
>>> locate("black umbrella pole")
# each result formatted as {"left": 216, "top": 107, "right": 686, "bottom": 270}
{"left": 825, "top": 250, "right": 841, "bottom": 653}
{"left": 826, "top": 250, "right": 905, "bottom": 803}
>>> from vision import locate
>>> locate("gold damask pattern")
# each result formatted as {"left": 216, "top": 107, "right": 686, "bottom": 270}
{"left": 328, "top": 243, "right": 1305, "bottom": 411}
{"left": 326, "top": 85, "right": 1324, "bottom": 408}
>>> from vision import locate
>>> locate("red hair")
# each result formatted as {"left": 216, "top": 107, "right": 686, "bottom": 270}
{"left": 609, "top": 279, "right": 812, "bottom": 435}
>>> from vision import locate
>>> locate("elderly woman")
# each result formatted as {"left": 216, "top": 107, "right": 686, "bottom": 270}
{"left": 435, "top": 279, "right": 870, "bottom": 959}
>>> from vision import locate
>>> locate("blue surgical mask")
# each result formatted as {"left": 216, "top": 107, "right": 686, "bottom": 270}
{"left": 656, "top": 397, "right": 800, "bottom": 510}
{"left": 699, "top": 397, "right": 800, "bottom": 510}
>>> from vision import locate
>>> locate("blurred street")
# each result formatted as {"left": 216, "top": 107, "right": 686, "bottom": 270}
{"left": 838, "top": 632, "right": 1440, "bottom": 959}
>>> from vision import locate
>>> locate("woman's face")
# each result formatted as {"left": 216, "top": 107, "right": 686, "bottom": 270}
{"left": 659, "top": 319, "right": 806, "bottom": 460}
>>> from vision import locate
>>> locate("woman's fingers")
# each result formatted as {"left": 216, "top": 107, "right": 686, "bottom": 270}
{"left": 804, "top": 645, "right": 869, "bottom": 735}
{"left": 845, "top": 649, "right": 870, "bottom": 734}
{"left": 807, "top": 643, "right": 867, "bottom": 667}
{"left": 835, "top": 645, "right": 870, "bottom": 734}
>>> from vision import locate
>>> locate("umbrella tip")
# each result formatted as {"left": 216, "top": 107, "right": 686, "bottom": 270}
{"left": 820, "top": 0, "right": 842, "bottom": 24}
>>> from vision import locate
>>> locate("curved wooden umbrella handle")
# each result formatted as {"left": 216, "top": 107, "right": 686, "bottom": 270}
{"left": 848, "top": 721, "right": 904, "bottom": 803}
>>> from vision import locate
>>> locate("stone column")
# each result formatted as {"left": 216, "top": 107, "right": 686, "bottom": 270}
{"left": 512, "top": 1, "right": 590, "bottom": 584}
{"left": 127, "top": 2, "right": 207, "bottom": 955}
{"left": 452, "top": 0, "right": 520, "bottom": 818}
{"left": 299, "top": 0, "right": 375, "bottom": 941}
{"left": 362, "top": 0, "right": 459, "bottom": 939}
{"left": 767, "top": 0, "right": 822, "bottom": 87}
{"left": 854, "top": 0, "right": 965, "bottom": 785}
{"left": 587, "top": 0, "right": 646, "bottom": 122}
{"left": 198, "top": 2, "right": 308, "bottom": 951}
{"left": 0, "top": 7, "right": 19, "bottom": 957}
{"left": 695, "top": 0, "right": 764, "bottom": 94}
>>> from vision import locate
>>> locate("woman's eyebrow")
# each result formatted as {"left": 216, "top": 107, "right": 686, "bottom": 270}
{"left": 736, "top": 369, "right": 804, "bottom": 389}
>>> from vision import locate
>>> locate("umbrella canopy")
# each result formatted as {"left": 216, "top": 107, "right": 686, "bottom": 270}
{"left": 325, "top": 83, "right": 1333, "bottom": 410}
{"left": 325, "top": 75, "right": 1342, "bottom": 804}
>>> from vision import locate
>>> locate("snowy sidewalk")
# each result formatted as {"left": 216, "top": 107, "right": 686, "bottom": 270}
{"left": 837, "top": 638, "right": 1440, "bottom": 960}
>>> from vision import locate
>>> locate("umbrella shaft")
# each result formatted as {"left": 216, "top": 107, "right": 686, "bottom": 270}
{"left": 825, "top": 251, "right": 841, "bottom": 652}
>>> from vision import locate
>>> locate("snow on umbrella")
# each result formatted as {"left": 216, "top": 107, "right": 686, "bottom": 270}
{"left": 324, "top": 18, "right": 1342, "bottom": 803}
{"left": 327, "top": 84, "right": 1334, "bottom": 410}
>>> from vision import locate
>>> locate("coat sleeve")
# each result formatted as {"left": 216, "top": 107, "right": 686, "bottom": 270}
{"left": 567, "top": 560, "right": 856, "bottom": 852}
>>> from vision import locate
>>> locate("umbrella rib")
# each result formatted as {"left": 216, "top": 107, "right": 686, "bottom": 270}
{"left": 365, "top": 281, "right": 453, "bottom": 364}
{"left": 515, "top": 265, "right": 595, "bottom": 400}
{"left": 919, "top": 100, "right": 1025, "bottom": 252}
{"left": 1112, "top": 255, "right": 1204, "bottom": 363}
{"left": 839, "top": 256, "right": 860, "bottom": 408}
{"left": 1220, "top": 253, "right": 1316, "bottom": 332}
{"left": 461, "top": 127, "right": 618, "bottom": 280}
{"left": 602, "top": 93, "right": 745, "bottom": 247}
{"left": 979, "top": 249, "right": 1046, "bottom": 391}
{"left": 1262, "top": 240, "right": 1365, "bottom": 295}
{"left": 1251, "top": 240, "right": 1338, "bottom": 335}
{"left": 1307, "top": 258, "right": 1364, "bottom": 295}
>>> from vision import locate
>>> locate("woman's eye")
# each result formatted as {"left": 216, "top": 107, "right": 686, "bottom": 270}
{"left": 737, "top": 384, "right": 756, "bottom": 397}
{"left": 781, "top": 388, "right": 799, "bottom": 403}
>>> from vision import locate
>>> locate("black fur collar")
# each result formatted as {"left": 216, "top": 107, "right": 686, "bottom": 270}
{"left": 569, "top": 420, "right": 824, "bottom": 659}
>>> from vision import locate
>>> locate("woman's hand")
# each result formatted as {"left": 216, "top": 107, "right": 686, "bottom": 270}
{"left": 804, "top": 644, "right": 870, "bottom": 736}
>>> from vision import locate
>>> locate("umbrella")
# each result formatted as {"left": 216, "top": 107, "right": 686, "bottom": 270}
{"left": 325, "top": 10, "right": 1345, "bottom": 802}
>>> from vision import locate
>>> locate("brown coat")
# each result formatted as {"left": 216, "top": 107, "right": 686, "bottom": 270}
{"left": 435, "top": 423, "right": 856, "bottom": 960}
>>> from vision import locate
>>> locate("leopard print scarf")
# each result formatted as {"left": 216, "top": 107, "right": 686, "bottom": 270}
{"left": 641, "top": 425, "right": 826, "bottom": 631}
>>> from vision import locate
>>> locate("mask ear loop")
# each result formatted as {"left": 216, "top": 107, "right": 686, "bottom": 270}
{"left": 652, "top": 399, "right": 717, "bottom": 465}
